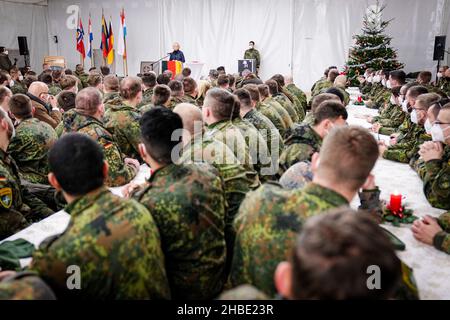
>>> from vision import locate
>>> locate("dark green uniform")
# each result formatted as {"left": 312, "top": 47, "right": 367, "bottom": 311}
{"left": 434, "top": 211, "right": 450, "bottom": 254}
{"left": 311, "top": 79, "right": 332, "bottom": 98}
{"left": 230, "top": 183, "right": 419, "bottom": 299}
{"left": 135, "top": 163, "right": 226, "bottom": 300}
{"left": 422, "top": 145, "right": 450, "bottom": 210}
{"left": 74, "top": 71, "right": 88, "bottom": 89}
{"left": 31, "top": 187, "right": 170, "bottom": 299}
{"left": 383, "top": 124, "right": 427, "bottom": 164}
{"left": 272, "top": 93, "right": 299, "bottom": 123}
{"left": 261, "top": 97, "right": 294, "bottom": 133}
{"left": 278, "top": 123, "right": 322, "bottom": 174}
{"left": 48, "top": 84, "right": 62, "bottom": 97}
{"left": 0, "top": 148, "right": 53, "bottom": 239}
{"left": 256, "top": 102, "right": 287, "bottom": 138}
{"left": 59, "top": 110, "right": 136, "bottom": 187}
{"left": 374, "top": 104, "right": 406, "bottom": 136}
{"left": 102, "top": 92, "right": 120, "bottom": 107}
{"left": 243, "top": 48, "right": 261, "bottom": 69}
{"left": 138, "top": 88, "right": 154, "bottom": 108}
{"left": 243, "top": 109, "right": 284, "bottom": 156}
{"left": 103, "top": 98, "right": 142, "bottom": 160}
{"left": 285, "top": 83, "right": 308, "bottom": 114}
{"left": 8, "top": 118, "right": 57, "bottom": 185}
{"left": 0, "top": 272, "right": 55, "bottom": 300}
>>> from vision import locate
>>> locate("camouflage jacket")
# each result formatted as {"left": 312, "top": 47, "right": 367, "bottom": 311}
{"left": 243, "top": 48, "right": 261, "bottom": 67}
{"left": 169, "top": 96, "right": 185, "bottom": 110}
{"left": 103, "top": 99, "right": 142, "bottom": 160}
{"left": 261, "top": 97, "right": 294, "bottom": 134}
{"left": 135, "top": 163, "right": 227, "bottom": 300}
{"left": 383, "top": 124, "right": 427, "bottom": 163}
{"left": 230, "top": 182, "right": 418, "bottom": 299}
{"left": 278, "top": 124, "right": 322, "bottom": 175}
{"left": 282, "top": 88, "right": 305, "bottom": 122}
{"left": 372, "top": 87, "right": 391, "bottom": 109}
{"left": 10, "top": 82, "right": 27, "bottom": 95}
{"left": 423, "top": 144, "right": 450, "bottom": 210}
{"left": 438, "top": 78, "right": 450, "bottom": 96}
{"left": 178, "top": 132, "right": 259, "bottom": 269}
{"left": 435, "top": 211, "right": 450, "bottom": 254}
{"left": 285, "top": 83, "right": 308, "bottom": 113}
{"left": 8, "top": 118, "right": 58, "bottom": 185}
{"left": 102, "top": 92, "right": 120, "bottom": 107}
{"left": 272, "top": 93, "right": 299, "bottom": 123}
{"left": 0, "top": 148, "right": 53, "bottom": 239}
{"left": 30, "top": 187, "right": 170, "bottom": 299}
{"left": 59, "top": 110, "right": 136, "bottom": 187}
{"left": 181, "top": 94, "right": 198, "bottom": 106}
{"left": 311, "top": 79, "right": 332, "bottom": 98}
{"left": 138, "top": 88, "right": 154, "bottom": 108}
{"left": 375, "top": 104, "right": 406, "bottom": 135}
{"left": 0, "top": 272, "right": 55, "bottom": 300}
{"left": 48, "top": 85, "right": 62, "bottom": 97}
{"left": 257, "top": 102, "right": 287, "bottom": 138}
{"left": 74, "top": 71, "right": 89, "bottom": 88}
{"left": 243, "top": 109, "right": 284, "bottom": 156}
{"left": 232, "top": 118, "right": 273, "bottom": 180}
{"left": 205, "top": 120, "right": 255, "bottom": 173}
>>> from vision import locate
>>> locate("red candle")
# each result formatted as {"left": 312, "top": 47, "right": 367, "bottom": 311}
{"left": 390, "top": 193, "right": 402, "bottom": 212}
{"left": 357, "top": 96, "right": 363, "bottom": 103}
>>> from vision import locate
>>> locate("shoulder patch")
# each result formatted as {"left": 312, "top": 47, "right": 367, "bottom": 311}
{"left": 0, "top": 187, "right": 13, "bottom": 209}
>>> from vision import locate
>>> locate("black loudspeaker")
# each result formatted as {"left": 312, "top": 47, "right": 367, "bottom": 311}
{"left": 18, "top": 36, "right": 29, "bottom": 56}
{"left": 433, "top": 36, "right": 446, "bottom": 61}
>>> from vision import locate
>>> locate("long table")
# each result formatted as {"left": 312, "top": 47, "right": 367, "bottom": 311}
{"left": 1, "top": 98, "right": 449, "bottom": 299}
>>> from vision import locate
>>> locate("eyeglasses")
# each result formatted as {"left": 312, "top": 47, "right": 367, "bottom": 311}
{"left": 434, "top": 121, "right": 450, "bottom": 125}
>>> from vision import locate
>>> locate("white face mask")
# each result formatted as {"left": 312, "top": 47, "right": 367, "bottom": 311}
{"left": 367, "top": 76, "right": 373, "bottom": 83}
{"left": 437, "top": 72, "right": 443, "bottom": 79}
{"left": 390, "top": 96, "right": 396, "bottom": 105}
{"left": 424, "top": 119, "right": 433, "bottom": 134}
{"left": 382, "top": 79, "right": 386, "bottom": 86}
{"left": 410, "top": 110, "right": 418, "bottom": 124}
{"left": 402, "top": 100, "right": 409, "bottom": 112}
{"left": 18, "top": 75, "right": 24, "bottom": 81}
{"left": 373, "top": 75, "right": 381, "bottom": 83}
{"left": 9, "top": 80, "right": 14, "bottom": 87}
{"left": 3, "top": 51, "right": 8, "bottom": 55}
{"left": 386, "top": 80, "right": 392, "bottom": 89}
{"left": 431, "top": 124, "right": 446, "bottom": 142}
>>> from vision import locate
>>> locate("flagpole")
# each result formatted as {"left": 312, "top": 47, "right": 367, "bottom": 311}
{"left": 123, "top": 8, "right": 128, "bottom": 76}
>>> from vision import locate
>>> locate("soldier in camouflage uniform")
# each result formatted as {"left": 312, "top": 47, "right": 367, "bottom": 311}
{"left": 279, "top": 101, "right": 347, "bottom": 175}
{"left": 103, "top": 77, "right": 142, "bottom": 160}
{"left": 74, "top": 64, "right": 89, "bottom": 89}
{"left": 303, "top": 93, "right": 341, "bottom": 127}
{"left": 230, "top": 126, "right": 419, "bottom": 299}
{"left": 438, "top": 69, "right": 450, "bottom": 96}
{"left": 174, "top": 104, "right": 259, "bottom": 260}
{"left": 0, "top": 108, "right": 53, "bottom": 239}
{"left": 285, "top": 75, "right": 308, "bottom": 113}
{"left": 60, "top": 88, "right": 138, "bottom": 187}
{"left": 138, "top": 72, "right": 157, "bottom": 108}
{"left": 181, "top": 77, "right": 199, "bottom": 106}
{"left": 311, "top": 69, "right": 339, "bottom": 99}
{"left": 132, "top": 108, "right": 227, "bottom": 300}
{"left": 418, "top": 105, "right": 450, "bottom": 210}
{"left": 236, "top": 88, "right": 284, "bottom": 157}
{"left": 7, "top": 94, "right": 58, "bottom": 185}
{"left": 413, "top": 212, "right": 450, "bottom": 255}
{"left": 102, "top": 75, "right": 120, "bottom": 107}
{"left": 30, "top": 134, "right": 170, "bottom": 299}
{"left": 272, "top": 75, "right": 305, "bottom": 121}
{"left": 244, "top": 41, "right": 261, "bottom": 74}
{"left": 258, "top": 84, "right": 294, "bottom": 135}
{"left": 266, "top": 80, "right": 299, "bottom": 123}
{"left": 0, "top": 272, "right": 56, "bottom": 300}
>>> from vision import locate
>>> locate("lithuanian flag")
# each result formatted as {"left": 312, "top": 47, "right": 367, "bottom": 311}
{"left": 161, "top": 60, "right": 183, "bottom": 79}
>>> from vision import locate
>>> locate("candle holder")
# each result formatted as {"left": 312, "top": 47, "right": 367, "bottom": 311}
{"left": 354, "top": 96, "right": 365, "bottom": 106}
{"left": 382, "top": 204, "right": 418, "bottom": 227}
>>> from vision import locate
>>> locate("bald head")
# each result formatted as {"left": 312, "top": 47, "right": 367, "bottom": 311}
{"left": 75, "top": 87, "right": 103, "bottom": 116}
{"left": 173, "top": 103, "right": 203, "bottom": 137}
{"left": 28, "top": 81, "right": 49, "bottom": 97}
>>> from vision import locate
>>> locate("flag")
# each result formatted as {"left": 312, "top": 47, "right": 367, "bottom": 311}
{"left": 117, "top": 8, "right": 127, "bottom": 58}
{"left": 100, "top": 12, "right": 109, "bottom": 59}
{"left": 76, "top": 17, "right": 86, "bottom": 59}
{"left": 107, "top": 18, "right": 114, "bottom": 64}
{"left": 87, "top": 15, "right": 93, "bottom": 59}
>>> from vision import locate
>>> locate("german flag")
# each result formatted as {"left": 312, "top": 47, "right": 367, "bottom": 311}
{"left": 161, "top": 60, "right": 183, "bottom": 79}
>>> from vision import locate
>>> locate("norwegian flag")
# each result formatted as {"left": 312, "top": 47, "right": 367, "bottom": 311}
{"left": 76, "top": 17, "right": 86, "bottom": 59}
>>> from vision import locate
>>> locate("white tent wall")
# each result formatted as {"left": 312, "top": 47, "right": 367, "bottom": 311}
{"left": 17, "top": 0, "right": 450, "bottom": 90}
{"left": 0, "top": 0, "right": 49, "bottom": 71}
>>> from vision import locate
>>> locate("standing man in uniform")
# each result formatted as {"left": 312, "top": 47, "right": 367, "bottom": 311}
{"left": 244, "top": 41, "right": 261, "bottom": 76}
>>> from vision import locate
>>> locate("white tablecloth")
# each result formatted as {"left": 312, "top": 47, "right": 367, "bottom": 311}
{"left": 346, "top": 103, "right": 450, "bottom": 300}
{"left": 0, "top": 164, "right": 152, "bottom": 268}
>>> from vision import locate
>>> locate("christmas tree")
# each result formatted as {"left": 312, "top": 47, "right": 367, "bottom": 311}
{"left": 345, "top": 1, "right": 404, "bottom": 85}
